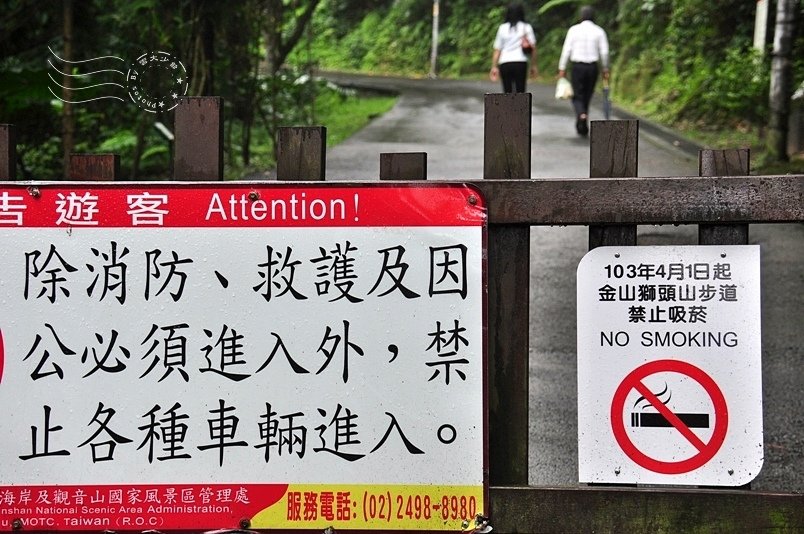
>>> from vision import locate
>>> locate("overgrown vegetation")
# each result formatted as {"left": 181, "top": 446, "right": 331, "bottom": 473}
{"left": 1, "top": 0, "right": 395, "bottom": 180}
{"left": 305, "top": 0, "right": 804, "bottom": 171}
{"left": 2, "top": 0, "right": 802, "bottom": 177}
{"left": 609, "top": 0, "right": 791, "bottom": 168}
{"left": 302, "top": 0, "right": 504, "bottom": 76}
{"left": 224, "top": 79, "right": 396, "bottom": 180}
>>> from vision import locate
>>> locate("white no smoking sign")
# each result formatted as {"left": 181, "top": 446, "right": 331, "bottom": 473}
{"left": 577, "top": 245, "right": 763, "bottom": 486}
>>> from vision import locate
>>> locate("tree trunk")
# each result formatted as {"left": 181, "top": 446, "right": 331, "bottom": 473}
{"left": 241, "top": 57, "right": 259, "bottom": 167}
{"left": 242, "top": 119, "right": 252, "bottom": 166}
{"left": 201, "top": 3, "right": 215, "bottom": 95}
{"left": 130, "top": 114, "right": 149, "bottom": 180}
{"left": 62, "top": 0, "right": 75, "bottom": 179}
{"left": 264, "top": 0, "right": 321, "bottom": 74}
{"left": 265, "top": 0, "right": 283, "bottom": 74}
{"left": 767, "top": 0, "right": 800, "bottom": 162}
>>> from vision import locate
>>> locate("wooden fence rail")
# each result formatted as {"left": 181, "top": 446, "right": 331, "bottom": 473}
{"left": 1, "top": 93, "right": 803, "bottom": 532}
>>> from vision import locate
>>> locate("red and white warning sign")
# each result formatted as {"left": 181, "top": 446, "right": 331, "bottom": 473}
{"left": 577, "top": 245, "right": 763, "bottom": 486}
{"left": 0, "top": 182, "right": 487, "bottom": 531}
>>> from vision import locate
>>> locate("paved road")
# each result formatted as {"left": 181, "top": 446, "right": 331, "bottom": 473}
{"left": 322, "top": 72, "right": 804, "bottom": 492}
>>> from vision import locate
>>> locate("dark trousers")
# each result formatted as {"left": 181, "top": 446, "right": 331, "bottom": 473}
{"left": 499, "top": 62, "right": 528, "bottom": 93}
{"left": 571, "top": 62, "right": 598, "bottom": 116}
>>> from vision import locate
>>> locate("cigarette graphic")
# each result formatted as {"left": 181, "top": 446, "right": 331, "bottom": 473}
{"left": 630, "top": 412, "right": 709, "bottom": 428}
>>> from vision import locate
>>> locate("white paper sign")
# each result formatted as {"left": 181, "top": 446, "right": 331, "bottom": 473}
{"left": 577, "top": 245, "right": 763, "bottom": 486}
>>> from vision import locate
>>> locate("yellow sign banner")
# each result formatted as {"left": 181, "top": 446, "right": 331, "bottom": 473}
{"left": 252, "top": 484, "right": 483, "bottom": 530}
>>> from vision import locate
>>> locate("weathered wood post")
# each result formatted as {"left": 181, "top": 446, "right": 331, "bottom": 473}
{"left": 69, "top": 154, "right": 119, "bottom": 181}
{"left": 379, "top": 152, "right": 427, "bottom": 181}
{"left": 277, "top": 127, "right": 327, "bottom": 181}
{"left": 484, "top": 93, "right": 531, "bottom": 486}
{"left": 0, "top": 125, "right": 15, "bottom": 181}
{"left": 699, "top": 149, "right": 751, "bottom": 491}
{"left": 174, "top": 97, "right": 224, "bottom": 181}
{"left": 698, "top": 149, "right": 750, "bottom": 245}
{"left": 589, "top": 120, "right": 639, "bottom": 248}
{"left": 585, "top": 119, "right": 639, "bottom": 489}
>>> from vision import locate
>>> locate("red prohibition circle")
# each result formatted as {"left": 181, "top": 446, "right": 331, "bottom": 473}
{"left": 0, "top": 328, "right": 4, "bottom": 384}
{"left": 610, "top": 359, "right": 728, "bottom": 475}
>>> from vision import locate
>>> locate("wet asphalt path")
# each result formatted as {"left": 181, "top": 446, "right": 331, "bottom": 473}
{"left": 321, "top": 72, "right": 804, "bottom": 492}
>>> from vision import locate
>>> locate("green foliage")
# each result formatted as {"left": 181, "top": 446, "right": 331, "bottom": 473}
{"left": 439, "top": 3, "right": 502, "bottom": 76}
{"left": 17, "top": 138, "right": 62, "bottom": 180}
{"left": 313, "top": 86, "right": 397, "bottom": 146}
{"left": 222, "top": 74, "right": 396, "bottom": 178}
{"left": 538, "top": 0, "right": 584, "bottom": 16}
{"left": 612, "top": 0, "right": 772, "bottom": 133}
{"left": 140, "top": 145, "right": 169, "bottom": 162}
{"left": 3, "top": 0, "right": 803, "bottom": 179}
{"left": 2, "top": 0, "right": 354, "bottom": 180}
{"left": 303, "top": 0, "right": 507, "bottom": 76}
{"left": 535, "top": 22, "right": 570, "bottom": 78}
{"left": 703, "top": 47, "right": 769, "bottom": 124}
{"left": 317, "top": 0, "right": 395, "bottom": 38}
{"left": 98, "top": 130, "right": 138, "bottom": 153}
{"left": 303, "top": 0, "right": 801, "bottom": 145}
{"left": 0, "top": 70, "right": 52, "bottom": 115}
{"left": 303, "top": 1, "right": 433, "bottom": 75}
{"left": 618, "top": 41, "right": 770, "bottom": 127}
{"left": 303, "top": 0, "right": 603, "bottom": 77}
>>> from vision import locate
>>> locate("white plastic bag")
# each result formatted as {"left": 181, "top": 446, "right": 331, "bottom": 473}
{"left": 555, "top": 77, "right": 573, "bottom": 100}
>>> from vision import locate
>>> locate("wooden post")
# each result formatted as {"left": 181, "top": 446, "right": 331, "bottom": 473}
{"left": 69, "top": 154, "right": 119, "bottom": 181}
{"left": 379, "top": 152, "right": 427, "bottom": 181}
{"left": 697, "top": 149, "right": 751, "bottom": 492}
{"left": 698, "top": 149, "right": 750, "bottom": 245}
{"left": 174, "top": 97, "right": 224, "bottom": 181}
{"left": 277, "top": 127, "right": 326, "bottom": 181}
{"left": 484, "top": 94, "right": 531, "bottom": 179}
{"left": 584, "top": 120, "right": 639, "bottom": 489}
{"left": 484, "top": 93, "right": 531, "bottom": 486}
{"left": 0, "top": 125, "right": 15, "bottom": 180}
{"left": 589, "top": 120, "right": 639, "bottom": 249}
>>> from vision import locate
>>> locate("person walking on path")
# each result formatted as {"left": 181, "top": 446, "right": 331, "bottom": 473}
{"left": 557, "top": 5, "right": 609, "bottom": 135}
{"left": 489, "top": 3, "right": 537, "bottom": 93}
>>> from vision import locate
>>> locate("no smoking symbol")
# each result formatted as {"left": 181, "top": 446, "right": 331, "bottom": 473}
{"left": 610, "top": 359, "right": 728, "bottom": 474}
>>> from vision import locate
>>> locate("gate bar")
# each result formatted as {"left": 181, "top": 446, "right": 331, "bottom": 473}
{"left": 699, "top": 149, "right": 750, "bottom": 245}
{"left": 472, "top": 175, "right": 803, "bottom": 224}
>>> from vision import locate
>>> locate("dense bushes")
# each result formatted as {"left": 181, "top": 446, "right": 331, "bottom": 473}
{"left": 307, "top": 0, "right": 802, "bottom": 139}
{"left": 611, "top": 0, "right": 772, "bottom": 129}
{"left": 304, "top": 0, "right": 502, "bottom": 76}
{"left": 4, "top": 0, "right": 800, "bottom": 178}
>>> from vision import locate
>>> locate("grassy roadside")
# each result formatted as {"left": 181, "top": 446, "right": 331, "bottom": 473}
{"left": 225, "top": 88, "right": 397, "bottom": 180}
{"left": 316, "top": 89, "right": 397, "bottom": 147}
{"left": 611, "top": 98, "right": 804, "bottom": 175}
